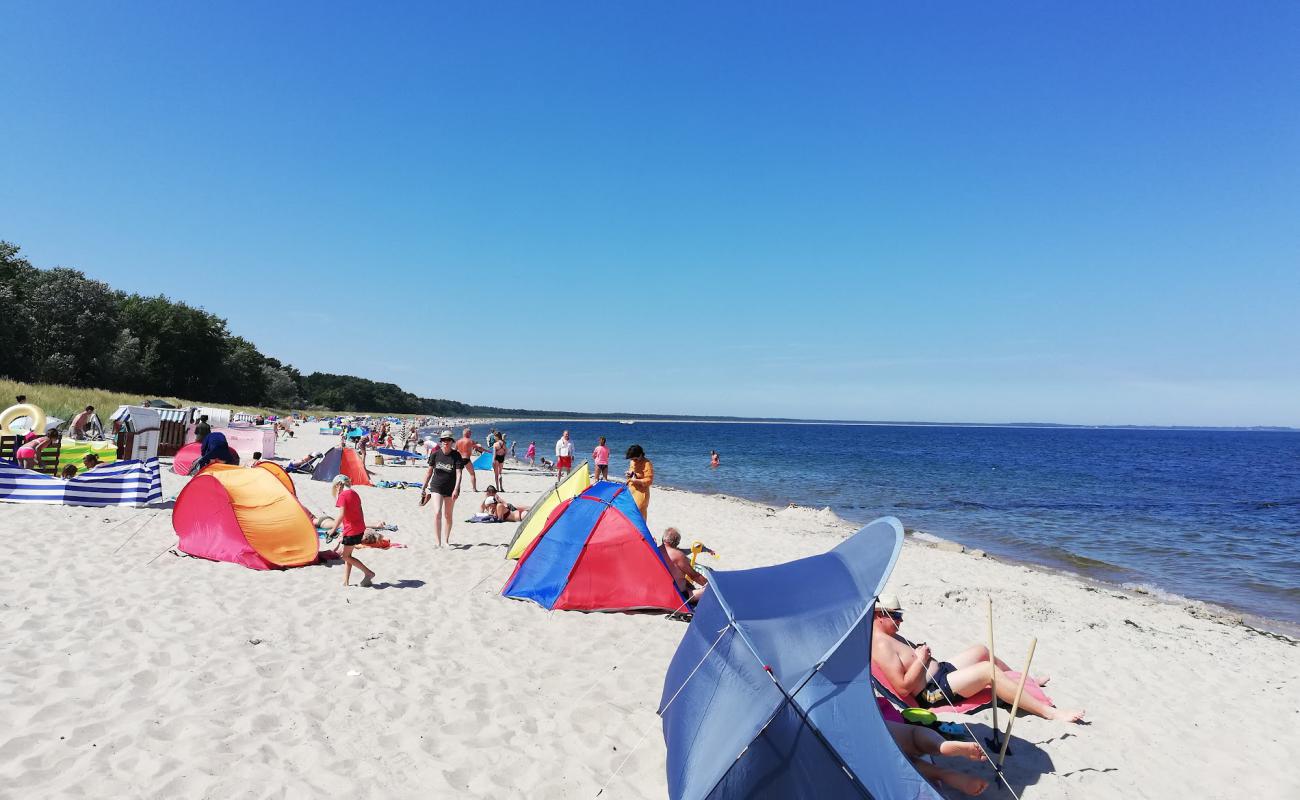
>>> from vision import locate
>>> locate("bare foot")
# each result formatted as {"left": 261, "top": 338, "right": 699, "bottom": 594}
{"left": 360, "top": 575, "right": 374, "bottom": 587}
{"left": 1048, "top": 707, "right": 1086, "bottom": 722}
{"left": 944, "top": 773, "right": 989, "bottom": 796}
{"left": 939, "top": 741, "right": 987, "bottom": 762}
{"left": 1033, "top": 673, "right": 1051, "bottom": 686}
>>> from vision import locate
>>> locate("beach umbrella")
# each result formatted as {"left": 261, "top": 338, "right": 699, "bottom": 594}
{"left": 658, "top": 517, "right": 942, "bottom": 799}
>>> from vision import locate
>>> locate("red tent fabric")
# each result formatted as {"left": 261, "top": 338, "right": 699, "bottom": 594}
{"left": 172, "top": 440, "right": 240, "bottom": 475}
{"left": 172, "top": 464, "right": 317, "bottom": 570}
{"left": 309, "top": 446, "right": 372, "bottom": 487}
{"left": 501, "top": 481, "right": 686, "bottom": 612}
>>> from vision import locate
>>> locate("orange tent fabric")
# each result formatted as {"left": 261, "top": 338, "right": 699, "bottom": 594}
{"left": 253, "top": 461, "right": 296, "bottom": 496}
{"left": 173, "top": 464, "right": 317, "bottom": 570}
{"left": 310, "top": 446, "right": 372, "bottom": 487}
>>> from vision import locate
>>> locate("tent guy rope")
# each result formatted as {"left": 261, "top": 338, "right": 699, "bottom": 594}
{"left": 595, "top": 623, "right": 733, "bottom": 797}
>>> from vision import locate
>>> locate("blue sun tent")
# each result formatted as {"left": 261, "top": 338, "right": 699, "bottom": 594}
{"left": 472, "top": 450, "right": 493, "bottom": 470}
{"left": 658, "top": 517, "right": 942, "bottom": 799}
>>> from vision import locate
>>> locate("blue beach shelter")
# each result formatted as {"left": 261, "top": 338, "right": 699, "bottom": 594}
{"left": 472, "top": 450, "right": 494, "bottom": 470}
{"left": 658, "top": 517, "right": 943, "bottom": 799}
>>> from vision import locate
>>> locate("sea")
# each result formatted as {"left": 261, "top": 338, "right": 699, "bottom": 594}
{"left": 438, "top": 421, "right": 1300, "bottom": 628}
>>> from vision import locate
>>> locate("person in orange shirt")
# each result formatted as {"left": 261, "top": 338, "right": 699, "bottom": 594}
{"left": 624, "top": 444, "right": 654, "bottom": 518}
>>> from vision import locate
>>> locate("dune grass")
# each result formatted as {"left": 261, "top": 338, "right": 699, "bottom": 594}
{"left": 0, "top": 380, "right": 436, "bottom": 423}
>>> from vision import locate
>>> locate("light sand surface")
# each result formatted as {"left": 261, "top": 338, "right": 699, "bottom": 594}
{"left": 2, "top": 427, "right": 1297, "bottom": 799}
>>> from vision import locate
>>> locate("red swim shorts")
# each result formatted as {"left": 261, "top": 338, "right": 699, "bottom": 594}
{"left": 557, "top": 455, "right": 573, "bottom": 470}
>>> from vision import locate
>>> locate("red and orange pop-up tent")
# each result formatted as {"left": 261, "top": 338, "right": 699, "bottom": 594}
{"left": 173, "top": 463, "right": 317, "bottom": 570}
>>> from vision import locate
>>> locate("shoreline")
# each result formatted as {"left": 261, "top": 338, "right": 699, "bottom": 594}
{"left": 478, "top": 418, "right": 1299, "bottom": 630}
{"left": 661, "top": 483, "right": 1300, "bottom": 641}
{"left": 648, "top": 478, "right": 1300, "bottom": 639}
{"left": 489, "top": 416, "right": 1300, "bottom": 432}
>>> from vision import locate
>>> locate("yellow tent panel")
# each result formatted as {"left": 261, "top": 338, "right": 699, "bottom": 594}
{"left": 506, "top": 461, "right": 591, "bottom": 559}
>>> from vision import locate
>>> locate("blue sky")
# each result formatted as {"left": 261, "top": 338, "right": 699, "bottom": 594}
{"left": 3, "top": 2, "right": 1297, "bottom": 426}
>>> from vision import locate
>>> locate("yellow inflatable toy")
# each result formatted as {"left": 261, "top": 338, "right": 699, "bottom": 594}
{"left": 0, "top": 403, "right": 45, "bottom": 436}
{"left": 690, "top": 541, "right": 720, "bottom": 571}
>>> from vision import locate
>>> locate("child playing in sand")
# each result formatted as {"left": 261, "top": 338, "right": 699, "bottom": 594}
{"left": 323, "top": 475, "right": 376, "bottom": 588}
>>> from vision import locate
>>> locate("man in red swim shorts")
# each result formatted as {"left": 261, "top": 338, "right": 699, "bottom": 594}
{"left": 554, "top": 430, "right": 575, "bottom": 481}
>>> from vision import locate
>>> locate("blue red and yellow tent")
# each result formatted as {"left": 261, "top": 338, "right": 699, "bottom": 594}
{"left": 501, "top": 480, "right": 686, "bottom": 612}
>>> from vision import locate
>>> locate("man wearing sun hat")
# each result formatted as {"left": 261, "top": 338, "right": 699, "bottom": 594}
{"left": 421, "top": 430, "right": 465, "bottom": 547}
{"left": 871, "top": 593, "right": 1085, "bottom": 722}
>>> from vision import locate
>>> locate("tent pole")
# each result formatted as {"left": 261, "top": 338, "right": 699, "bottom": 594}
{"left": 997, "top": 638, "right": 1036, "bottom": 767}
{"left": 985, "top": 597, "right": 1002, "bottom": 752}
{"left": 758, "top": 665, "right": 873, "bottom": 799}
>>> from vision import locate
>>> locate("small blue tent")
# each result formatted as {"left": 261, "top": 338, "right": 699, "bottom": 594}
{"left": 658, "top": 517, "right": 943, "bottom": 799}
{"left": 472, "top": 450, "right": 494, "bottom": 470}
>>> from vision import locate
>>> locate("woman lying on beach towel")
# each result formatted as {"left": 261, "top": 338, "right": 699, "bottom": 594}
{"left": 481, "top": 486, "right": 529, "bottom": 522}
{"left": 313, "top": 513, "right": 398, "bottom": 538}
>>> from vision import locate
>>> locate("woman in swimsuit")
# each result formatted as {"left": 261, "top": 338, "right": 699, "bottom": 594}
{"left": 492, "top": 433, "right": 508, "bottom": 491}
{"left": 482, "top": 486, "right": 529, "bottom": 522}
{"left": 16, "top": 430, "right": 57, "bottom": 470}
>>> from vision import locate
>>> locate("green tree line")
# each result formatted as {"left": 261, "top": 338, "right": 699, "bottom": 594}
{"left": 0, "top": 241, "right": 488, "bottom": 414}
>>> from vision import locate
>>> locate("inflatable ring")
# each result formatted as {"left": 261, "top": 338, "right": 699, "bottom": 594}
{"left": 0, "top": 403, "right": 45, "bottom": 436}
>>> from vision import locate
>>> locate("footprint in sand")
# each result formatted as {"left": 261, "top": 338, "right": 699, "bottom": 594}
{"left": 130, "top": 669, "right": 157, "bottom": 690}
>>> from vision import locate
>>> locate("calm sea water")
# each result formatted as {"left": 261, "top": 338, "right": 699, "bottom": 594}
{"left": 456, "top": 421, "right": 1300, "bottom": 625}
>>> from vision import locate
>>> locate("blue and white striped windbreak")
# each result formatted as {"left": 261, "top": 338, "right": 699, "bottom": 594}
{"left": 0, "top": 457, "right": 163, "bottom": 507}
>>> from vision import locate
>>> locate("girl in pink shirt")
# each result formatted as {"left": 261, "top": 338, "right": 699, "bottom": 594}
{"left": 592, "top": 436, "right": 610, "bottom": 481}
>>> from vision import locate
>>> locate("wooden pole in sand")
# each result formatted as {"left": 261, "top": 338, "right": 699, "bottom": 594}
{"left": 987, "top": 597, "right": 998, "bottom": 739}
{"left": 997, "top": 638, "right": 1037, "bottom": 767}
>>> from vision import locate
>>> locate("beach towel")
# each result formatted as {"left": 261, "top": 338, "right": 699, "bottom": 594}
{"left": 377, "top": 448, "right": 424, "bottom": 460}
{"left": 360, "top": 536, "right": 405, "bottom": 549}
{"left": 466, "top": 513, "right": 505, "bottom": 523}
{"left": 871, "top": 662, "right": 1051, "bottom": 714}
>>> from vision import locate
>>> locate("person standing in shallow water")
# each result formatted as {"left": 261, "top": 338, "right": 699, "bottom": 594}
{"left": 624, "top": 444, "right": 653, "bottom": 518}
{"left": 709, "top": 450, "right": 720, "bottom": 469}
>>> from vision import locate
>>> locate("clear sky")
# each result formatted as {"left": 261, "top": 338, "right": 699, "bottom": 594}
{"left": 3, "top": 2, "right": 1297, "bottom": 426}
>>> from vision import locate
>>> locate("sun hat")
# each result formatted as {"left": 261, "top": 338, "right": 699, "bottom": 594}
{"left": 331, "top": 474, "right": 352, "bottom": 488}
{"left": 439, "top": 430, "right": 454, "bottom": 440}
{"left": 877, "top": 593, "right": 903, "bottom": 612}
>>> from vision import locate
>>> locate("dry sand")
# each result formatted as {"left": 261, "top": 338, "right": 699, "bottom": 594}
{"left": 1, "top": 427, "right": 1296, "bottom": 799}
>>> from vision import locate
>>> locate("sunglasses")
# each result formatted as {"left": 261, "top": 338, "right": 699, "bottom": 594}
{"left": 882, "top": 610, "right": 903, "bottom": 621}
